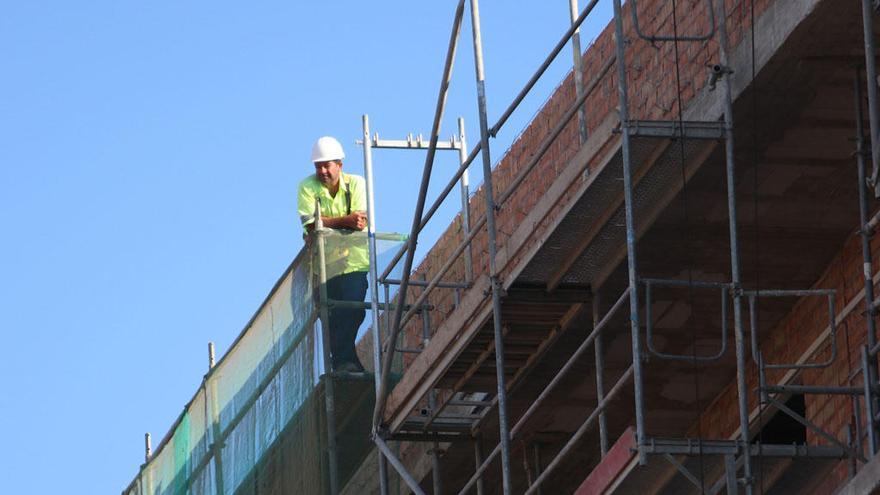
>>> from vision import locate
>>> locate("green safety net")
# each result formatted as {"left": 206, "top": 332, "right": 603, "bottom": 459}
{"left": 124, "top": 231, "right": 407, "bottom": 495}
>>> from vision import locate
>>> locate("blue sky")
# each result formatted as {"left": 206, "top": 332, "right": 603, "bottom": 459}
{"left": 0, "top": 1, "right": 611, "bottom": 492}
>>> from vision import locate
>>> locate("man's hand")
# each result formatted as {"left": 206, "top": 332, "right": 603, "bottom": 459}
{"left": 348, "top": 211, "right": 368, "bottom": 230}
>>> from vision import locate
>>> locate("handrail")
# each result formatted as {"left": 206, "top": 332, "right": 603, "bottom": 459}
{"left": 746, "top": 289, "right": 838, "bottom": 369}
{"left": 643, "top": 278, "right": 731, "bottom": 362}
{"left": 630, "top": 0, "right": 716, "bottom": 42}
{"left": 490, "top": 0, "right": 600, "bottom": 136}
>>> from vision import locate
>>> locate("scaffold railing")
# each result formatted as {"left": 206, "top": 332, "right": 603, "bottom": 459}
{"left": 123, "top": 229, "right": 407, "bottom": 495}
{"left": 363, "top": 0, "right": 880, "bottom": 494}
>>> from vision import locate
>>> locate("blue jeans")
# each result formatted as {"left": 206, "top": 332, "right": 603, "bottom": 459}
{"left": 326, "top": 271, "right": 368, "bottom": 369}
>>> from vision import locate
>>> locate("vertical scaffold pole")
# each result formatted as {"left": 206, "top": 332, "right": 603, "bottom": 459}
{"left": 865, "top": 346, "right": 878, "bottom": 458}
{"left": 458, "top": 117, "right": 474, "bottom": 284}
{"left": 611, "top": 0, "right": 647, "bottom": 464}
{"left": 468, "top": 0, "right": 514, "bottom": 491}
{"left": 715, "top": 0, "right": 752, "bottom": 490}
{"left": 362, "top": 114, "right": 391, "bottom": 495}
{"left": 593, "top": 294, "right": 609, "bottom": 456}
{"left": 420, "top": 274, "right": 443, "bottom": 495}
{"left": 144, "top": 432, "right": 152, "bottom": 462}
{"left": 568, "top": 0, "right": 588, "bottom": 144}
{"left": 143, "top": 433, "right": 154, "bottom": 495}
{"left": 855, "top": 68, "right": 880, "bottom": 456}
{"left": 315, "top": 206, "right": 340, "bottom": 495}
{"left": 207, "top": 343, "right": 226, "bottom": 495}
{"left": 860, "top": 0, "right": 880, "bottom": 193}
{"left": 474, "top": 436, "right": 486, "bottom": 495}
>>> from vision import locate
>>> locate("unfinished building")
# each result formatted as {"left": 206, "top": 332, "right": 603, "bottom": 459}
{"left": 125, "top": 0, "right": 880, "bottom": 493}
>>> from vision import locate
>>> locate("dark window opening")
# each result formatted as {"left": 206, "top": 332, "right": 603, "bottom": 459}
{"left": 753, "top": 395, "right": 807, "bottom": 445}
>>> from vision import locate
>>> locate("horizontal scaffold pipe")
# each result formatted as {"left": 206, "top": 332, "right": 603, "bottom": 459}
{"left": 324, "top": 299, "right": 434, "bottom": 312}
{"left": 384, "top": 278, "right": 470, "bottom": 289}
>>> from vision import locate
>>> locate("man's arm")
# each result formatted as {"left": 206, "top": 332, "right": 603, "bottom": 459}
{"left": 304, "top": 211, "right": 367, "bottom": 232}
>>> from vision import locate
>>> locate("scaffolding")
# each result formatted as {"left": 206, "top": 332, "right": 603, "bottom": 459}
{"left": 364, "top": 0, "right": 880, "bottom": 494}
{"left": 124, "top": 0, "right": 880, "bottom": 493}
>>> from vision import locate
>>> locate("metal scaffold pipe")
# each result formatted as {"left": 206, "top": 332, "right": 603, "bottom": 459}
{"left": 474, "top": 436, "right": 486, "bottom": 495}
{"left": 865, "top": 346, "right": 878, "bottom": 457}
{"left": 373, "top": 0, "right": 466, "bottom": 432}
{"left": 207, "top": 341, "right": 226, "bottom": 494}
{"left": 458, "top": 116, "right": 474, "bottom": 283}
{"left": 568, "top": 0, "right": 588, "bottom": 144}
{"left": 468, "top": 0, "right": 514, "bottom": 492}
{"left": 315, "top": 207, "right": 340, "bottom": 495}
{"left": 593, "top": 295, "right": 609, "bottom": 456}
{"left": 362, "top": 114, "right": 391, "bottom": 495}
{"left": 855, "top": 67, "right": 880, "bottom": 455}
{"left": 611, "top": 0, "right": 648, "bottom": 465}
{"left": 375, "top": 436, "right": 428, "bottom": 495}
{"left": 860, "top": 0, "right": 880, "bottom": 192}
{"left": 715, "top": 0, "right": 752, "bottom": 489}
{"left": 144, "top": 432, "right": 154, "bottom": 494}
{"left": 144, "top": 432, "right": 151, "bottom": 462}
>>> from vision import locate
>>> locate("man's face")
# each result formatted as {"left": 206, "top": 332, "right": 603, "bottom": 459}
{"left": 314, "top": 160, "right": 342, "bottom": 187}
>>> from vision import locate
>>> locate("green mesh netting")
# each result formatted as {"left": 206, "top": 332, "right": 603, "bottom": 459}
{"left": 124, "top": 231, "right": 407, "bottom": 495}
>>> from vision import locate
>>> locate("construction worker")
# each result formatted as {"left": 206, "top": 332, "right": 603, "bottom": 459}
{"left": 298, "top": 136, "right": 369, "bottom": 373}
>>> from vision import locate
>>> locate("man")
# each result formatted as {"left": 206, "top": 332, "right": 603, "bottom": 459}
{"left": 298, "top": 136, "right": 369, "bottom": 373}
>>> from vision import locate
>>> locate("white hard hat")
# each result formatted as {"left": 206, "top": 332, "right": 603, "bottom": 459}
{"left": 311, "top": 136, "right": 345, "bottom": 163}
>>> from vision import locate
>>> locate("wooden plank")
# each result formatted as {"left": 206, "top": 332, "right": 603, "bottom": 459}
{"left": 574, "top": 427, "right": 637, "bottom": 495}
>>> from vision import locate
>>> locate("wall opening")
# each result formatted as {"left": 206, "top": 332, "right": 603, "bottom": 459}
{"left": 753, "top": 395, "right": 807, "bottom": 445}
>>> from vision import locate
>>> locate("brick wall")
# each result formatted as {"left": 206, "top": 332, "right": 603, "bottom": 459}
{"left": 689, "top": 230, "right": 880, "bottom": 491}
